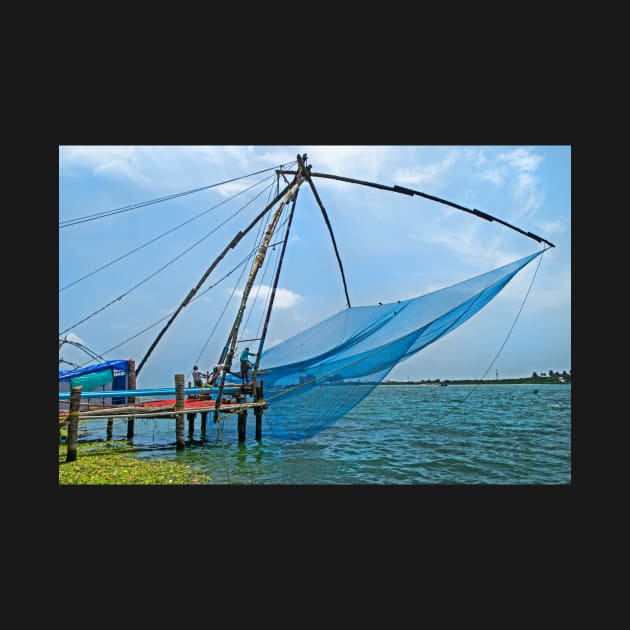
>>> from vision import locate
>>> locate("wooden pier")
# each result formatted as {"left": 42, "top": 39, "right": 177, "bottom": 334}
{"left": 59, "top": 363, "right": 267, "bottom": 462}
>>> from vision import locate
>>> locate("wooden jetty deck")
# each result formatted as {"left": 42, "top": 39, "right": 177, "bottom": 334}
{"left": 59, "top": 372, "right": 266, "bottom": 462}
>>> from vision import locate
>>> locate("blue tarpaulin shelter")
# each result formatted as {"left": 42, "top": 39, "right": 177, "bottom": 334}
{"left": 59, "top": 359, "right": 130, "bottom": 404}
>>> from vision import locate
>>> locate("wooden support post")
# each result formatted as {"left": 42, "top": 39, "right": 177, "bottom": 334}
{"left": 127, "top": 358, "right": 137, "bottom": 439}
{"left": 254, "top": 406, "right": 262, "bottom": 441}
{"left": 66, "top": 385, "right": 82, "bottom": 463}
{"left": 254, "top": 381, "right": 264, "bottom": 441}
{"left": 175, "top": 373, "right": 185, "bottom": 449}
{"left": 106, "top": 419, "right": 113, "bottom": 441}
{"left": 201, "top": 411, "right": 208, "bottom": 434}
{"left": 238, "top": 409, "right": 247, "bottom": 443}
{"left": 187, "top": 413, "right": 195, "bottom": 437}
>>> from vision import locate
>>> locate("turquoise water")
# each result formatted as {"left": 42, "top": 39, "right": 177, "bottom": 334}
{"left": 79, "top": 384, "right": 571, "bottom": 484}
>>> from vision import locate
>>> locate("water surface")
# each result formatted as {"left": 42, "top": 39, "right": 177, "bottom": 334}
{"left": 77, "top": 384, "right": 571, "bottom": 484}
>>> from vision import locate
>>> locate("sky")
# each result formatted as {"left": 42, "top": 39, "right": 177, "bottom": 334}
{"left": 59, "top": 145, "right": 571, "bottom": 387}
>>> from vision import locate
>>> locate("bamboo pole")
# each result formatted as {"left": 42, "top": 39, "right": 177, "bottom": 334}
{"left": 277, "top": 169, "right": 555, "bottom": 248}
{"left": 254, "top": 381, "right": 263, "bottom": 441}
{"left": 69, "top": 400, "right": 266, "bottom": 419}
{"left": 238, "top": 409, "right": 247, "bottom": 443}
{"left": 252, "top": 181, "right": 299, "bottom": 382}
{"left": 136, "top": 179, "right": 296, "bottom": 377}
{"left": 175, "top": 374, "right": 185, "bottom": 449}
{"left": 214, "top": 158, "right": 307, "bottom": 421}
{"left": 66, "top": 385, "right": 82, "bottom": 463}
{"left": 126, "top": 358, "right": 137, "bottom": 439}
{"left": 305, "top": 175, "right": 351, "bottom": 308}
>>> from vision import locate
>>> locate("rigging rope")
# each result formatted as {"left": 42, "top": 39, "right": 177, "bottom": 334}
{"left": 458, "top": 245, "right": 548, "bottom": 404}
{"left": 75, "top": 246, "right": 262, "bottom": 369}
{"left": 227, "top": 181, "right": 282, "bottom": 347}
{"left": 136, "top": 175, "right": 298, "bottom": 376}
{"left": 60, "top": 173, "right": 276, "bottom": 293}
{"left": 190, "top": 209, "right": 272, "bottom": 380}
{"left": 242, "top": 209, "right": 291, "bottom": 337}
{"left": 251, "top": 232, "right": 284, "bottom": 339}
{"left": 59, "top": 179, "right": 276, "bottom": 336}
{"left": 59, "top": 161, "right": 297, "bottom": 228}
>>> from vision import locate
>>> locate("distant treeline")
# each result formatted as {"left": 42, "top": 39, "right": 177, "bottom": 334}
{"left": 386, "top": 369, "right": 572, "bottom": 385}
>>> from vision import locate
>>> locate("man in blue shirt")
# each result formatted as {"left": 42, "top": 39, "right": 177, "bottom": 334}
{"left": 192, "top": 365, "right": 207, "bottom": 388}
{"left": 239, "top": 347, "right": 257, "bottom": 383}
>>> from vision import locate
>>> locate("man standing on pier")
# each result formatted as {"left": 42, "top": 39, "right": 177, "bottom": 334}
{"left": 239, "top": 347, "right": 257, "bottom": 383}
{"left": 192, "top": 365, "right": 208, "bottom": 388}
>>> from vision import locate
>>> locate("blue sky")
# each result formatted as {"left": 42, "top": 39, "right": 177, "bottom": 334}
{"left": 59, "top": 145, "right": 571, "bottom": 386}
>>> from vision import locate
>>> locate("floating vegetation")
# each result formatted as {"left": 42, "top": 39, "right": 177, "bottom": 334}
{"left": 58, "top": 440, "right": 211, "bottom": 485}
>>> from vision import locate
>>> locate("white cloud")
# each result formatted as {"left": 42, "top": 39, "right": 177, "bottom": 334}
{"left": 513, "top": 172, "right": 544, "bottom": 221}
{"left": 393, "top": 151, "right": 459, "bottom": 187}
{"left": 215, "top": 180, "right": 259, "bottom": 197}
{"left": 257, "top": 149, "right": 302, "bottom": 167}
{"left": 60, "top": 146, "right": 151, "bottom": 185}
{"left": 522, "top": 267, "right": 571, "bottom": 311}
{"left": 59, "top": 145, "right": 275, "bottom": 191}
{"left": 536, "top": 219, "right": 566, "bottom": 237}
{"left": 498, "top": 147, "right": 543, "bottom": 172}
{"left": 231, "top": 284, "right": 301, "bottom": 309}
{"left": 465, "top": 148, "right": 545, "bottom": 224}
{"left": 61, "top": 331, "right": 85, "bottom": 344}
{"left": 302, "top": 145, "right": 392, "bottom": 182}
{"left": 480, "top": 169, "right": 504, "bottom": 186}
{"left": 474, "top": 150, "right": 487, "bottom": 166}
{"left": 408, "top": 218, "right": 511, "bottom": 273}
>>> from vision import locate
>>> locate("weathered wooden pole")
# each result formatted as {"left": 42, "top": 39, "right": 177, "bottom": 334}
{"left": 200, "top": 411, "right": 208, "bottom": 434}
{"left": 187, "top": 412, "right": 195, "bottom": 437}
{"left": 214, "top": 162, "right": 306, "bottom": 422}
{"left": 135, "top": 181, "right": 296, "bottom": 379}
{"left": 66, "top": 385, "right": 82, "bottom": 463}
{"left": 106, "top": 419, "right": 113, "bottom": 440}
{"left": 237, "top": 409, "right": 247, "bottom": 443}
{"left": 175, "top": 373, "right": 185, "bottom": 449}
{"left": 126, "top": 358, "right": 137, "bottom": 439}
{"left": 254, "top": 381, "right": 264, "bottom": 441}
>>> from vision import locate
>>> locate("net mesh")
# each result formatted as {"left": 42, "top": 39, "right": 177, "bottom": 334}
{"left": 258, "top": 250, "right": 542, "bottom": 439}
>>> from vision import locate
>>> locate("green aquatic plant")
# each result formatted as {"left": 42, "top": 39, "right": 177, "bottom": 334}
{"left": 58, "top": 440, "right": 211, "bottom": 485}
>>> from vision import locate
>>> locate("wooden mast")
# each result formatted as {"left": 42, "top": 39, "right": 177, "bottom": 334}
{"left": 135, "top": 178, "right": 297, "bottom": 377}
{"left": 213, "top": 155, "right": 309, "bottom": 422}
{"left": 304, "top": 172, "right": 351, "bottom": 308}
{"left": 250, "top": 178, "right": 300, "bottom": 381}
{"left": 277, "top": 168, "right": 555, "bottom": 248}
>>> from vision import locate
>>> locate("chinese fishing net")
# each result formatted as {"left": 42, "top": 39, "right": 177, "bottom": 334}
{"left": 258, "top": 250, "right": 543, "bottom": 439}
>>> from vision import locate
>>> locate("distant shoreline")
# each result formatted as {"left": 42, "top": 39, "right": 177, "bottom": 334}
{"left": 382, "top": 378, "right": 570, "bottom": 386}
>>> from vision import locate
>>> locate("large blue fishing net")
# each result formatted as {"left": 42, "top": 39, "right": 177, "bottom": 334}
{"left": 258, "top": 250, "right": 542, "bottom": 439}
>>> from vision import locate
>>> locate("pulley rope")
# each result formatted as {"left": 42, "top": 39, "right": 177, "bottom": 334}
{"left": 59, "top": 179, "right": 276, "bottom": 336}
{"left": 59, "top": 161, "right": 297, "bottom": 228}
{"left": 457, "top": 245, "right": 548, "bottom": 405}
{"left": 190, "top": 210, "right": 273, "bottom": 380}
{"left": 224, "top": 180, "right": 284, "bottom": 350}
{"left": 241, "top": 207, "right": 291, "bottom": 339}
{"left": 261, "top": 248, "right": 550, "bottom": 404}
{"left": 60, "top": 173, "right": 276, "bottom": 292}
{"left": 72, "top": 242, "right": 262, "bottom": 368}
